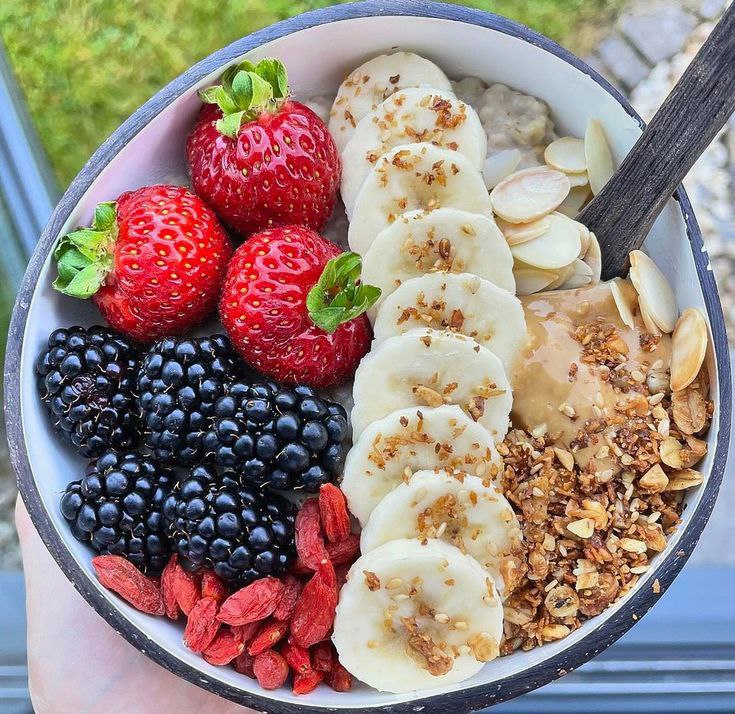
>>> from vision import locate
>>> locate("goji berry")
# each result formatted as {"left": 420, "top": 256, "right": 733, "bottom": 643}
{"left": 201, "top": 571, "right": 227, "bottom": 604}
{"left": 326, "top": 661, "right": 353, "bottom": 692}
{"left": 290, "top": 559, "right": 338, "bottom": 648}
{"left": 247, "top": 619, "right": 290, "bottom": 656}
{"left": 232, "top": 621, "right": 261, "bottom": 645}
{"left": 160, "top": 555, "right": 181, "bottom": 620}
{"left": 319, "top": 484, "right": 351, "bottom": 543}
{"left": 172, "top": 560, "right": 201, "bottom": 615}
{"left": 311, "top": 641, "right": 335, "bottom": 672}
{"left": 273, "top": 574, "right": 302, "bottom": 621}
{"left": 92, "top": 555, "right": 165, "bottom": 616}
{"left": 218, "top": 577, "right": 284, "bottom": 625}
{"left": 253, "top": 650, "right": 289, "bottom": 690}
{"left": 326, "top": 533, "right": 360, "bottom": 565}
{"left": 291, "top": 534, "right": 360, "bottom": 573}
{"left": 281, "top": 639, "right": 311, "bottom": 676}
{"left": 295, "top": 499, "right": 328, "bottom": 570}
{"left": 233, "top": 651, "right": 256, "bottom": 678}
{"left": 293, "top": 668, "right": 324, "bottom": 695}
{"left": 202, "top": 628, "right": 245, "bottom": 665}
{"left": 183, "top": 597, "right": 220, "bottom": 652}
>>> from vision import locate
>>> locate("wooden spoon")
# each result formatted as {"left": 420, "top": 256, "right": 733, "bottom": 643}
{"left": 578, "top": 3, "right": 735, "bottom": 280}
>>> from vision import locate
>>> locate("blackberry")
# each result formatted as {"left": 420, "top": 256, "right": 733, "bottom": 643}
{"left": 137, "top": 335, "right": 244, "bottom": 466}
{"left": 35, "top": 325, "right": 139, "bottom": 458}
{"left": 202, "top": 382, "right": 348, "bottom": 491}
{"left": 164, "top": 466, "right": 296, "bottom": 584}
{"left": 60, "top": 450, "right": 175, "bottom": 573}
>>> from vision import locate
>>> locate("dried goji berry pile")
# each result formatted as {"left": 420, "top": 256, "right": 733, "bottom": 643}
{"left": 92, "top": 483, "right": 358, "bottom": 695}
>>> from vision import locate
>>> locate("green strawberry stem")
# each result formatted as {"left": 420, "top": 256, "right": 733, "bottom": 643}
{"left": 199, "top": 58, "right": 290, "bottom": 138}
{"left": 306, "top": 252, "right": 381, "bottom": 334}
{"left": 53, "top": 202, "right": 117, "bottom": 298}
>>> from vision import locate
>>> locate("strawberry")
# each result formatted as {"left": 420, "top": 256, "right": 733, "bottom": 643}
{"left": 52, "top": 184, "right": 232, "bottom": 342}
{"left": 219, "top": 226, "right": 379, "bottom": 387}
{"left": 186, "top": 58, "right": 340, "bottom": 238}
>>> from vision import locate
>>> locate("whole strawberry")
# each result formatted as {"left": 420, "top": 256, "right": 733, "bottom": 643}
{"left": 219, "top": 226, "right": 379, "bottom": 387}
{"left": 187, "top": 58, "right": 340, "bottom": 238}
{"left": 53, "top": 185, "right": 232, "bottom": 342}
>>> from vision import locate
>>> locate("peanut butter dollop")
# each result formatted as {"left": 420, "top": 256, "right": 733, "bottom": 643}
{"left": 511, "top": 282, "right": 671, "bottom": 471}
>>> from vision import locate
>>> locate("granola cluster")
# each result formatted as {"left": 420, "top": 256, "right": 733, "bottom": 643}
{"left": 498, "top": 324, "right": 712, "bottom": 653}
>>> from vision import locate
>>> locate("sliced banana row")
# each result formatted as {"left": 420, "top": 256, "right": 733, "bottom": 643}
{"left": 360, "top": 471, "right": 523, "bottom": 598}
{"left": 348, "top": 143, "right": 493, "bottom": 256}
{"left": 329, "top": 53, "right": 528, "bottom": 693}
{"left": 329, "top": 52, "right": 453, "bottom": 152}
{"left": 362, "top": 207, "right": 515, "bottom": 315}
{"left": 351, "top": 328, "right": 512, "bottom": 441}
{"left": 333, "top": 539, "right": 504, "bottom": 693}
{"left": 342, "top": 404, "right": 501, "bottom": 526}
{"left": 372, "top": 272, "right": 526, "bottom": 373}
{"left": 341, "top": 88, "right": 487, "bottom": 216}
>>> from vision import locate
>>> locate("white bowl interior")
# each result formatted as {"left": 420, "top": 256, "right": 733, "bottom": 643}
{"left": 18, "top": 14, "right": 721, "bottom": 709}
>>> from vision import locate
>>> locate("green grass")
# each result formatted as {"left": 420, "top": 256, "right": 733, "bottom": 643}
{"left": 0, "top": 0, "right": 625, "bottom": 188}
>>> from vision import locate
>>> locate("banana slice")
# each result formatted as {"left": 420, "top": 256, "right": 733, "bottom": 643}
{"left": 332, "top": 539, "right": 503, "bottom": 693}
{"left": 341, "top": 88, "right": 487, "bottom": 216}
{"left": 328, "top": 53, "right": 453, "bottom": 152}
{"left": 372, "top": 273, "right": 526, "bottom": 373}
{"left": 341, "top": 405, "right": 501, "bottom": 526}
{"left": 351, "top": 328, "right": 512, "bottom": 441}
{"left": 360, "top": 471, "right": 523, "bottom": 598}
{"left": 348, "top": 143, "right": 493, "bottom": 256}
{"left": 362, "top": 208, "right": 515, "bottom": 314}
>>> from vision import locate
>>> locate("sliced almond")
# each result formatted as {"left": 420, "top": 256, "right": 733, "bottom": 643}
{"left": 610, "top": 278, "right": 637, "bottom": 328}
{"left": 567, "top": 518, "right": 595, "bottom": 539}
{"left": 585, "top": 118, "right": 614, "bottom": 195}
{"left": 556, "top": 185, "right": 591, "bottom": 218}
{"left": 510, "top": 213, "right": 581, "bottom": 270}
{"left": 638, "top": 294, "right": 662, "bottom": 336}
{"left": 629, "top": 250, "right": 678, "bottom": 333}
{"left": 660, "top": 437, "right": 687, "bottom": 469}
{"left": 666, "top": 468, "right": 704, "bottom": 491}
{"left": 490, "top": 167, "right": 571, "bottom": 224}
{"left": 670, "top": 308, "right": 708, "bottom": 392}
{"left": 497, "top": 215, "right": 550, "bottom": 246}
{"left": 559, "top": 259, "right": 594, "bottom": 289}
{"left": 566, "top": 171, "right": 590, "bottom": 188}
{"left": 639, "top": 464, "right": 668, "bottom": 493}
{"left": 514, "top": 266, "right": 559, "bottom": 295}
{"left": 483, "top": 149, "right": 522, "bottom": 190}
{"left": 578, "top": 222, "right": 591, "bottom": 257}
{"left": 545, "top": 137, "right": 587, "bottom": 174}
{"left": 584, "top": 232, "right": 601, "bottom": 283}
{"left": 546, "top": 263, "right": 576, "bottom": 290}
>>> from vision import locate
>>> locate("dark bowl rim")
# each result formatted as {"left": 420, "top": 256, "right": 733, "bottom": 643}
{"left": 4, "top": 1, "right": 731, "bottom": 711}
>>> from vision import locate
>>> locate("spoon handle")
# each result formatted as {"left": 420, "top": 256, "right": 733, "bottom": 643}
{"left": 578, "top": 3, "right": 735, "bottom": 280}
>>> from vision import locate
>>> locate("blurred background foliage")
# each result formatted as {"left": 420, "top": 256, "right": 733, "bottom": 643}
{"left": 0, "top": 0, "right": 626, "bottom": 188}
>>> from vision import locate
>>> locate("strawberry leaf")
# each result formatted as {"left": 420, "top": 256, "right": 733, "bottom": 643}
{"left": 307, "top": 252, "right": 381, "bottom": 333}
{"left": 198, "top": 57, "right": 291, "bottom": 138}
{"left": 53, "top": 201, "right": 117, "bottom": 299}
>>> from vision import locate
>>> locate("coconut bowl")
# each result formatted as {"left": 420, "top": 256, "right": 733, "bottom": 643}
{"left": 4, "top": 1, "right": 731, "bottom": 711}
